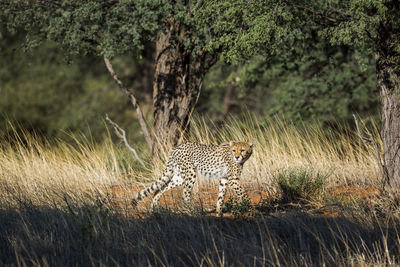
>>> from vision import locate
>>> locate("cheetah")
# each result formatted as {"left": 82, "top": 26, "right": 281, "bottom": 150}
{"left": 132, "top": 141, "right": 253, "bottom": 216}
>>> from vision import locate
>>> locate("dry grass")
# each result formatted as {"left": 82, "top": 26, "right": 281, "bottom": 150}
{"left": 1, "top": 116, "right": 399, "bottom": 266}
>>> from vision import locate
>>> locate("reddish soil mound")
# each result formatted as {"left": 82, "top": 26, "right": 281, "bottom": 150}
{"left": 313, "top": 185, "right": 381, "bottom": 218}
{"left": 329, "top": 185, "right": 380, "bottom": 201}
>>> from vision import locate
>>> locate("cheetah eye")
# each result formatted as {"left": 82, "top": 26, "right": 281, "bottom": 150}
{"left": 241, "top": 149, "right": 245, "bottom": 152}
{"left": 232, "top": 149, "right": 235, "bottom": 152}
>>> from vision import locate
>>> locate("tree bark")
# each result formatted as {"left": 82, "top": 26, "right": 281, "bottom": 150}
{"left": 375, "top": 21, "right": 400, "bottom": 192}
{"left": 152, "top": 19, "right": 217, "bottom": 151}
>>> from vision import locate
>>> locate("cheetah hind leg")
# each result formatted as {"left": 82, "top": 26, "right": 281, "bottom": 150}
{"left": 151, "top": 174, "right": 184, "bottom": 210}
{"left": 181, "top": 167, "right": 197, "bottom": 212}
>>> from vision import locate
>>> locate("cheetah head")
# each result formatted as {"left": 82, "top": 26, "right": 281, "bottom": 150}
{"left": 229, "top": 141, "right": 253, "bottom": 164}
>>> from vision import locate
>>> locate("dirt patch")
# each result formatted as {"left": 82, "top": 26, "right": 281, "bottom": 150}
{"left": 329, "top": 185, "right": 380, "bottom": 201}
{"left": 105, "top": 185, "right": 273, "bottom": 217}
{"left": 310, "top": 185, "right": 381, "bottom": 218}
{"left": 104, "top": 184, "right": 381, "bottom": 218}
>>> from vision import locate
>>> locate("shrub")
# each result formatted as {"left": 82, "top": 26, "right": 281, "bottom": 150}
{"left": 224, "top": 197, "right": 254, "bottom": 217}
{"left": 276, "top": 168, "right": 326, "bottom": 203}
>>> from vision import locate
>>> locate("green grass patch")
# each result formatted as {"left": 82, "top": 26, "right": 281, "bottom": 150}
{"left": 276, "top": 168, "right": 327, "bottom": 203}
{"left": 224, "top": 197, "right": 254, "bottom": 217}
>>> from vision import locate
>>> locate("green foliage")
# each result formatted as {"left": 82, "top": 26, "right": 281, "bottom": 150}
{"left": 197, "top": 0, "right": 385, "bottom": 124}
{"left": 0, "top": 0, "right": 394, "bottom": 141}
{"left": 201, "top": 43, "right": 378, "bottom": 124}
{"left": 0, "top": 29, "right": 148, "bottom": 142}
{"left": 266, "top": 46, "right": 377, "bottom": 123}
{"left": 196, "top": 0, "right": 314, "bottom": 62}
{"left": 1, "top": 0, "right": 170, "bottom": 57}
{"left": 276, "top": 168, "right": 326, "bottom": 203}
{"left": 198, "top": 0, "right": 398, "bottom": 59}
{"left": 0, "top": 0, "right": 219, "bottom": 60}
{"left": 224, "top": 196, "right": 254, "bottom": 217}
{"left": 0, "top": 0, "right": 223, "bottom": 144}
{"left": 1, "top": 27, "right": 379, "bottom": 139}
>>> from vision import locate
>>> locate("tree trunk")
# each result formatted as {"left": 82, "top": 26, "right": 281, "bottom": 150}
{"left": 375, "top": 21, "right": 400, "bottom": 192}
{"left": 152, "top": 19, "right": 217, "bottom": 151}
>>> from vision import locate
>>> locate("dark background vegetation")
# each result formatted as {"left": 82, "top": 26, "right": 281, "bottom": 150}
{"left": 0, "top": 25, "right": 378, "bottom": 143}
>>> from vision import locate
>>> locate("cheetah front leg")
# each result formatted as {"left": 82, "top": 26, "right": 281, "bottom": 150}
{"left": 228, "top": 178, "right": 250, "bottom": 202}
{"left": 216, "top": 178, "right": 228, "bottom": 217}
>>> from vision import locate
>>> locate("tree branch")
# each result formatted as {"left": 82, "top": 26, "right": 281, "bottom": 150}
{"left": 103, "top": 57, "right": 153, "bottom": 152}
{"left": 105, "top": 114, "right": 146, "bottom": 168}
{"left": 365, "top": 29, "right": 377, "bottom": 43}
{"left": 353, "top": 114, "right": 389, "bottom": 190}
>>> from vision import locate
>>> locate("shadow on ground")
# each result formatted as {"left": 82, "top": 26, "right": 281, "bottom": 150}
{"left": 1, "top": 199, "right": 399, "bottom": 266}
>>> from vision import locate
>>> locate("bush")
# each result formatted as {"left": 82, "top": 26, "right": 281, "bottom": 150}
{"left": 224, "top": 197, "right": 254, "bottom": 217}
{"left": 276, "top": 168, "right": 326, "bottom": 203}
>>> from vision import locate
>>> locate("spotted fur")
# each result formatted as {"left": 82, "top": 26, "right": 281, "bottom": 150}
{"left": 132, "top": 141, "right": 253, "bottom": 216}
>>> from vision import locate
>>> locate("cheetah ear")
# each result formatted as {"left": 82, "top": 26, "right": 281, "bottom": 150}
{"left": 229, "top": 141, "right": 233, "bottom": 146}
{"left": 249, "top": 141, "right": 254, "bottom": 148}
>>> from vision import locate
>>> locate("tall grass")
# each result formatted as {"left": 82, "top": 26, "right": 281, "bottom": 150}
{"left": 0, "top": 115, "right": 380, "bottom": 203}
{"left": 1, "top": 116, "right": 395, "bottom": 266}
{"left": 0, "top": 127, "right": 154, "bottom": 210}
